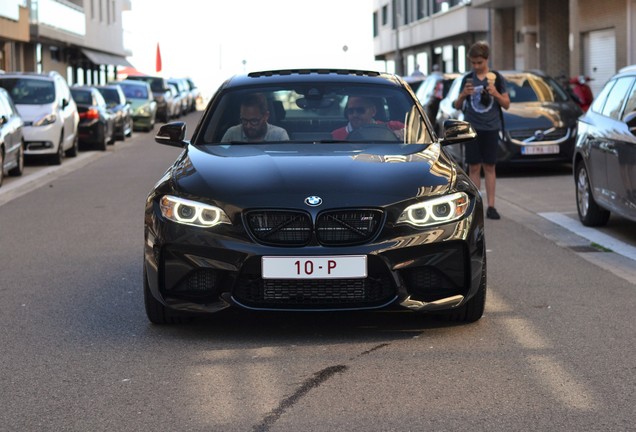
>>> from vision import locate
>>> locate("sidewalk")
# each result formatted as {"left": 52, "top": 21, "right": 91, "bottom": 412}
{"left": 492, "top": 170, "right": 636, "bottom": 285}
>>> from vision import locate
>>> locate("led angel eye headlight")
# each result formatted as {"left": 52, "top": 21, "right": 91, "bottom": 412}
{"left": 397, "top": 192, "right": 470, "bottom": 227}
{"left": 160, "top": 196, "right": 230, "bottom": 228}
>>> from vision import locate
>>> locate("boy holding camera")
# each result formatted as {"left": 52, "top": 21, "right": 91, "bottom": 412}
{"left": 454, "top": 41, "right": 510, "bottom": 220}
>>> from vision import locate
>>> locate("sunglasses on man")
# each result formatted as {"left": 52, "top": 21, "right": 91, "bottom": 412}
{"left": 345, "top": 106, "right": 368, "bottom": 115}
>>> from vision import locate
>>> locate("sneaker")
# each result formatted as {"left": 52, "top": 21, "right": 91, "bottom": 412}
{"left": 486, "top": 207, "right": 501, "bottom": 220}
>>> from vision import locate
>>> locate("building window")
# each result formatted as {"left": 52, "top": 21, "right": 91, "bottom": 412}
{"left": 50, "top": 46, "right": 61, "bottom": 62}
{"left": 391, "top": 0, "right": 397, "bottom": 29}
{"left": 401, "top": 0, "right": 407, "bottom": 24}
{"left": 382, "top": 5, "right": 388, "bottom": 25}
{"left": 416, "top": 52, "right": 428, "bottom": 74}
{"left": 416, "top": 0, "right": 426, "bottom": 19}
{"left": 36, "top": 44, "right": 42, "bottom": 73}
{"left": 373, "top": 12, "right": 378, "bottom": 37}
{"left": 433, "top": 1, "right": 449, "bottom": 14}
{"left": 457, "top": 45, "right": 466, "bottom": 72}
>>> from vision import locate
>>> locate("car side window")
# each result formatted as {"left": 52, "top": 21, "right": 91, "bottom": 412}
{"left": 589, "top": 79, "right": 615, "bottom": 114}
{"left": 621, "top": 79, "right": 636, "bottom": 120}
{"left": 94, "top": 91, "right": 107, "bottom": 107}
{"left": 0, "top": 93, "right": 9, "bottom": 117}
{"left": 601, "top": 77, "right": 635, "bottom": 120}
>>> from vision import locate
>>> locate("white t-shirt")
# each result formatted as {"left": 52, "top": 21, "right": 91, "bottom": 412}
{"left": 221, "top": 123, "right": 289, "bottom": 142}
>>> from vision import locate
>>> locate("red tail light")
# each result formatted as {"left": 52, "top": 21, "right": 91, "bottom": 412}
{"left": 80, "top": 108, "right": 99, "bottom": 120}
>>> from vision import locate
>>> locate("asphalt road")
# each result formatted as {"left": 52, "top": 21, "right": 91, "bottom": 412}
{"left": 1, "top": 113, "right": 635, "bottom": 431}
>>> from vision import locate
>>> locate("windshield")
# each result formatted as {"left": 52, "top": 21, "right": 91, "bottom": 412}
{"left": 119, "top": 83, "right": 149, "bottom": 99}
{"left": 70, "top": 89, "right": 92, "bottom": 105}
{"left": 505, "top": 73, "right": 570, "bottom": 103}
{"left": 198, "top": 84, "right": 431, "bottom": 145}
{"left": 98, "top": 88, "right": 121, "bottom": 104}
{"left": 0, "top": 78, "right": 55, "bottom": 105}
{"left": 128, "top": 77, "right": 165, "bottom": 93}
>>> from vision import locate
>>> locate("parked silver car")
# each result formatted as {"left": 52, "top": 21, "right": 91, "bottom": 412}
{"left": 0, "top": 87, "right": 25, "bottom": 186}
{"left": 0, "top": 71, "right": 79, "bottom": 165}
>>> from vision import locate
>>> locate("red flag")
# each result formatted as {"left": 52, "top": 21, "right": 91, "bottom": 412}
{"left": 155, "top": 43, "right": 162, "bottom": 73}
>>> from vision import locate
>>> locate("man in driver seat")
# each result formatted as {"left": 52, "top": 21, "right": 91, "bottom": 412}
{"left": 331, "top": 96, "right": 404, "bottom": 140}
{"left": 221, "top": 93, "right": 289, "bottom": 142}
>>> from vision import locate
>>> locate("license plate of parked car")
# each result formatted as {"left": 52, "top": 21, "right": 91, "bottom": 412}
{"left": 521, "top": 144, "right": 559, "bottom": 155}
{"left": 262, "top": 256, "right": 367, "bottom": 279}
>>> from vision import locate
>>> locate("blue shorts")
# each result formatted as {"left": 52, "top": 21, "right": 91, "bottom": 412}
{"left": 465, "top": 129, "right": 499, "bottom": 165}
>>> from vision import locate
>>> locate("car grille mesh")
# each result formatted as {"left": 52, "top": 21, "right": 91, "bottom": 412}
{"left": 401, "top": 266, "right": 463, "bottom": 302}
{"left": 509, "top": 128, "right": 568, "bottom": 142}
{"left": 245, "top": 209, "right": 383, "bottom": 246}
{"left": 235, "top": 275, "right": 395, "bottom": 308}
{"left": 246, "top": 211, "right": 313, "bottom": 245}
{"left": 316, "top": 210, "right": 383, "bottom": 245}
{"left": 263, "top": 279, "right": 366, "bottom": 302}
{"left": 175, "top": 269, "right": 220, "bottom": 292}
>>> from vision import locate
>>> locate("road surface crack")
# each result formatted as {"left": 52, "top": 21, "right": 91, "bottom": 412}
{"left": 253, "top": 365, "right": 347, "bottom": 432}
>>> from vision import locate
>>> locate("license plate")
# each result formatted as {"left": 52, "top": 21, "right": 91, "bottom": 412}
{"left": 262, "top": 256, "right": 367, "bottom": 279}
{"left": 521, "top": 144, "right": 559, "bottom": 155}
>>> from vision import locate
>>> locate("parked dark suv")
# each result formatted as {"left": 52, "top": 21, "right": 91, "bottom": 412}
{"left": 573, "top": 65, "right": 636, "bottom": 226}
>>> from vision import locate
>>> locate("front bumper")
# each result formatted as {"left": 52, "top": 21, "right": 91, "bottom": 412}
{"left": 132, "top": 115, "right": 153, "bottom": 130}
{"left": 23, "top": 123, "right": 61, "bottom": 155}
{"left": 497, "top": 128, "right": 576, "bottom": 164}
{"left": 144, "top": 196, "right": 485, "bottom": 315}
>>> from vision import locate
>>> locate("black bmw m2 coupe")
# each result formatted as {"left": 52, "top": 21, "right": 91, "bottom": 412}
{"left": 143, "top": 69, "right": 486, "bottom": 324}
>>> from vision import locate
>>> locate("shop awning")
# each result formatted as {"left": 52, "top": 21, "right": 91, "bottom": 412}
{"left": 81, "top": 48, "right": 134, "bottom": 68}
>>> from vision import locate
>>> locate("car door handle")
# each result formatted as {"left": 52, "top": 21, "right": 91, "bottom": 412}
{"left": 600, "top": 142, "right": 618, "bottom": 155}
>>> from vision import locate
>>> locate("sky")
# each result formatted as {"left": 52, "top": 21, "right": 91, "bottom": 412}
{"left": 123, "top": 0, "right": 378, "bottom": 98}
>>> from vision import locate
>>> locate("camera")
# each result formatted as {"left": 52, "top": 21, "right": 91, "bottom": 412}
{"left": 480, "top": 90, "right": 491, "bottom": 106}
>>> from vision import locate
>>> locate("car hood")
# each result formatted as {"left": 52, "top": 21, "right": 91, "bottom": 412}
{"left": 14, "top": 103, "right": 55, "bottom": 122}
{"left": 503, "top": 101, "right": 581, "bottom": 130}
{"left": 171, "top": 143, "right": 455, "bottom": 209}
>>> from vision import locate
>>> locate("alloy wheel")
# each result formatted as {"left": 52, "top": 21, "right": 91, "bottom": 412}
{"left": 576, "top": 166, "right": 590, "bottom": 218}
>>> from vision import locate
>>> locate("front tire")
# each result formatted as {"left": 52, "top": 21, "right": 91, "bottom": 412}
{"left": 576, "top": 162, "right": 610, "bottom": 226}
{"left": 439, "top": 252, "right": 487, "bottom": 323}
{"left": 98, "top": 124, "right": 108, "bottom": 151}
{"left": 0, "top": 148, "right": 4, "bottom": 187}
{"left": 50, "top": 131, "right": 64, "bottom": 165}
{"left": 8, "top": 142, "right": 24, "bottom": 176}
{"left": 65, "top": 135, "right": 78, "bottom": 157}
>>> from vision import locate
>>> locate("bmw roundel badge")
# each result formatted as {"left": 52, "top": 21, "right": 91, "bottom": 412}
{"left": 305, "top": 196, "right": 323, "bottom": 207}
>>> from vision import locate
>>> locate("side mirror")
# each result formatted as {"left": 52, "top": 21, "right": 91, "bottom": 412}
{"left": 624, "top": 111, "right": 636, "bottom": 135}
{"left": 155, "top": 122, "right": 188, "bottom": 148}
{"left": 62, "top": 98, "right": 69, "bottom": 108}
{"left": 441, "top": 119, "right": 476, "bottom": 145}
{"left": 0, "top": 115, "right": 7, "bottom": 126}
